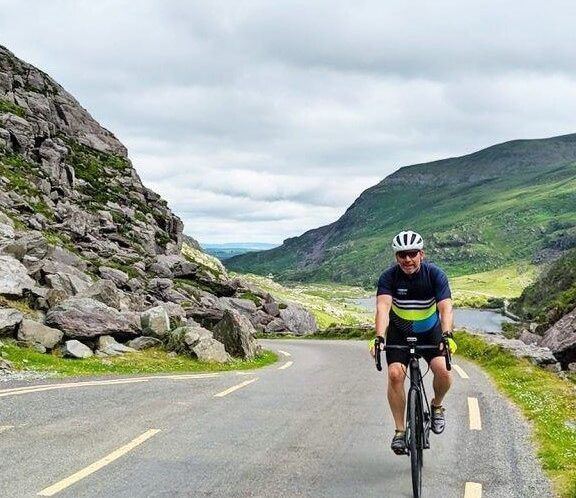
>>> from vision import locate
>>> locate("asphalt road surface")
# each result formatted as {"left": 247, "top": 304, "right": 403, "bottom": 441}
{"left": 0, "top": 340, "right": 553, "bottom": 497}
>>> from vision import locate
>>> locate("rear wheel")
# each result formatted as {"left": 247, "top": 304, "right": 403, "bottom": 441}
{"left": 408, "top": 388, "right": 423, "bottom": 498}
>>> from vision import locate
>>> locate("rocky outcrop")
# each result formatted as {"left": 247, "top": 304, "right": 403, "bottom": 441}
{"left": 279, "top": 303, "right": 317, "bottom": 335}
{"left": 539, "top": 306, "right": 576, "bottom": 368}
{"left": 0, "top": 46, "right": 320, "bottom": 364}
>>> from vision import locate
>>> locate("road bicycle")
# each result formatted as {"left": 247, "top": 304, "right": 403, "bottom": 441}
{"left": 374, "top": 336, "right": 451, "bottom": 498}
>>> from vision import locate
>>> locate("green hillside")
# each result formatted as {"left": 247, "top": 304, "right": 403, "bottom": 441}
{"left": 226, "top": 134, "right": 576, "bottom": 287}
{"left": 512, "top": 248, "right": 576, "bottom": 327}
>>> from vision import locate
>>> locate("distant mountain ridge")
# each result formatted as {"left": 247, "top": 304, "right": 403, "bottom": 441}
{"left": 226, "top": 133, "right": 576, "bottom": 286}
{"left": 203, "top": 243, "right": 277, "bottom": 261}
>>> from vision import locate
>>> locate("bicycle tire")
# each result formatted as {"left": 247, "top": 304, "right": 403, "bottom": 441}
{"left": 408, "top": 388, "right": 423, "bottom": 498}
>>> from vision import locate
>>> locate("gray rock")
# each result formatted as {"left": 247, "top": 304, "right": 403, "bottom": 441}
{"left": 265, "top": 318, "right": 289, "bottom": 334}
{"left": 0, "top": 308, "right": 23, "bottom": 336}
{"left": 17, "top": 319, "right": 63, "bottom": 349}
{"left": 262, "top": 301, "right": 280, "bottom": 317}
{"left": 279, "top": 303, "right": 317, "bottom": 335}
{"left": 158, "top": 302, "right": 187, "bottom": 329}
{"left": 78, "top": 280, "right": 125, "bottom": 311}
{"left": 518, "top": 329, "right": 541, "bottom": 346}
{"left": 476, "top": 333, "right": 560, "bottom": 366}
{"left": 99, "top": 266, "right": 129, "bottom": 288}
{"left": 45, "top": 298, "right": 140, "bottom": 339}
{"left": 213, "top": 309, "right": 259, "bottom": 359}
{"left": 539, "top": 306, "right": 576, "bottom": 367}
{"left": 220, "top": 297, "right": 258, "bottom": 315}
{"left": 97, "top": 335, "right": 137, "bottom": 356}
{"left": 0, "top": 255, "right": 36, "bottom": 296}
{"left": 62, "top": 340, "right": 93, "bottom": 359}
{"left": 127, "top": 336, "right": 162, "bottom": 350}
{"left": 41, "top": 260, "right": 93, "bottom": 295}
{"left": 50, "top": 246, "right": 87, "bottom": 271}
{"left": 250, "top": 310, "right": 275, "bottom": 327}
{"left": 141, "top": 306, "right": 170, "bottom": 338}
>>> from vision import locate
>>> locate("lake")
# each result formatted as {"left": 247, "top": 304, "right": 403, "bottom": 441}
{"left": 354, "top": 297, "right": 514, "bottom": 334}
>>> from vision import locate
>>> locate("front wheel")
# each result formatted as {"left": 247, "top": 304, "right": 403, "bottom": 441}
{"left": 408, "top": 388, "right": 423, "bottom": 498}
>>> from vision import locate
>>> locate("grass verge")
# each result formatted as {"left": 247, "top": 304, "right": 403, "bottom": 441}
{"left": 0, "top": 341, "right": 278, "bottom": 377}
{"left": 454, "top": 331, "right": 576, "bottom": 498}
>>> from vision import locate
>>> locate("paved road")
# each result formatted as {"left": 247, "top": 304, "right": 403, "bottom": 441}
{"left": 0, "top": 340, "right": 552, "bottom": 497}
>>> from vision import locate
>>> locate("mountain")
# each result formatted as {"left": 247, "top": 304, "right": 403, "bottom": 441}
{"left": 226, "top": 133, "right": 576, "bottom": 287}
{"left": 0, "top": 45, "right": 317, "bottom": 363}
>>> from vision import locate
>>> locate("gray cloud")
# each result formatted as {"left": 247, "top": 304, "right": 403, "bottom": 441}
{"left": 1, "top": 0, "right": 575, "bottom": 243}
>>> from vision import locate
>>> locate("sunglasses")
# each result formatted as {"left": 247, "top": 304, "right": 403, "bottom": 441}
{"left": 396, "top": 250, "right": 420, "bottom": 259}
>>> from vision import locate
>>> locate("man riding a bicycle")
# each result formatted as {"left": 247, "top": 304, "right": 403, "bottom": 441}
{"left": 374, "top": 230, "right": 454, "bottom": 455}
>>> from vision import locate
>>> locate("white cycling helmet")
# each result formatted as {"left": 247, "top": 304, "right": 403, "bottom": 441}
{"left": 392, "top": 230, "right": 424, "bottom": 252}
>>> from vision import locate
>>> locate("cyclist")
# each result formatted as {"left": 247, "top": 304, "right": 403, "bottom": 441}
{"left": 373, "top": 230, "right": 454, "bottom": 455}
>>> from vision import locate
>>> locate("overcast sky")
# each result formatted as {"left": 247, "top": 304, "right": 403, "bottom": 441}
{"left": 2, "top": 1, "right": 576, "bottom": 244}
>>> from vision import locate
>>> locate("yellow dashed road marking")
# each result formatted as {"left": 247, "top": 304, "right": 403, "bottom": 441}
{"left": 464, "top": 481, "right": 482, "bottom": 497}
{"left": 214, "top": 378, "right": 258, "bottom": 397}
{"left": 278, "top": 350, "right": 292, "bottom": 357}
{"left": 278, "top": 361, "right": 293, "bottom": 370}
{"left": 0, "top": 425, "right": 14, "bottom": 433}
{"left": 37, "top": 429, "right": 161, "bottom": 496}
{"left": 467, "top": 397, "right": 482, "bottom": 430}
{"left": 452, "top": 364, "right": 470, "bottom": 379}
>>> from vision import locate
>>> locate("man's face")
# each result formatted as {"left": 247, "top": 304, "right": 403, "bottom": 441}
{"left": 395, "top": 249, "right": 424, "bottom": 275}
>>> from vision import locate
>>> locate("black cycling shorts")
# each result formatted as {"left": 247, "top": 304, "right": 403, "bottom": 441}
{"left": 385, "top": 321, "right": 444, "bottom": 366}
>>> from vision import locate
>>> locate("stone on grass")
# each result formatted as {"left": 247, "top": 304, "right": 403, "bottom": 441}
{"left": 63, "top": 340, "right": 93, "bottom": 358}
{"left": 127, "top": 336, "right": 162, "bottom": 350}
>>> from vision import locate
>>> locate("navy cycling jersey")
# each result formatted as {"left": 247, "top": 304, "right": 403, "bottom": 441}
{"left": 376, "top": 262, "right": 451, "bottom": 334}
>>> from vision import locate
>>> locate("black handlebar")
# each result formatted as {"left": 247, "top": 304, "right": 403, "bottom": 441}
{"left": 374, "top": 337, "right": 452, "bottom": 371}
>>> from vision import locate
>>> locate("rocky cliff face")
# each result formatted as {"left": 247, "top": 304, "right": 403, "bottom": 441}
{"left": 0, "top": 45, "right": 316, "bottom": 365}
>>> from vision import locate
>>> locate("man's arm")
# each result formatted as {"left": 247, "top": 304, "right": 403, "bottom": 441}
{"left": 375, "top": 294, "right": 392, "bottom": 338}
{"left": 437, "top": 298, "right": 454, "bottom": 334}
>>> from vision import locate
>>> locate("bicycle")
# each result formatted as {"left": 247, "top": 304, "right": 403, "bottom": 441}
{"left": 374, "top": 335, "right": 452, "bottom": 498}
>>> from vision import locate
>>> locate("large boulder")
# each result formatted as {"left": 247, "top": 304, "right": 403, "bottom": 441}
{"left": 17, "top": 319, "right": 63, "bottom": 349}
{"left": 0, "top": 308, "right": 23, "bottom": 336}
{"left": 212, "top": 309, "right": 259, "bottom": 359}
{"left": 45, "top": 297, "right": 140, "bottom": 339}
{"left": 540, "top": 307, "right": 576, "bottom": 368}
{"left": 40, "top": 260, "right": 93, "bottom": 296}
{"left": 0, "top": 255, "right": 36, "bottom": 296}
{"left": 141, "top": 306, "right": 170, "bottom": 338}
{"left": 279, "top": 303, "right": 317, "bottom": 335}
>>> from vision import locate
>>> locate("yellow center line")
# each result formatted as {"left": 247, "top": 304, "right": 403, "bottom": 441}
{"left": 452, "top": 364, "right": 470, "bottom": 379}
{"left": 278, "top": 361, "right": 293, "bottom": 370}
{"left": 0, "top": 379, "right": 148, "bottom": 398}
{"left": 467, "top": 397, "right": 482, "bottom": 430}
{"left": 278, "top": 350, "right": 292, "bottom": 357}
{"left": 37, "top": 429, "right": 161, "bottom": 496}
{"left": 0, "top": 425, "right": 14, "bottom": 433}
{"left": 464, "top": 481, "right": 482, "bottom": 497}
{"left": 214, "top": 378, "right": 258, "bottom": 397}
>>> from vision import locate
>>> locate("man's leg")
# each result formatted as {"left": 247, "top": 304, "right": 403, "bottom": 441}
{"left": 387, "top": 362, "right": 407, "bottom": 430}
{"left": 429, "top": 356, "right": 452, "bottom": 434}
{"left": 429, "top": 356, "right": 452, "bottom": 406}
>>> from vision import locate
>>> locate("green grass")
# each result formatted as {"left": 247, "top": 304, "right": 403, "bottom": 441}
{"left": 0, "top": 340, "right": 278, "bottom": 377}
{"left": 0, "top": 99, "right": 26, "bottom": 117}
{"left": 455, "top": 331, "right": 576, "bottom": 497}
